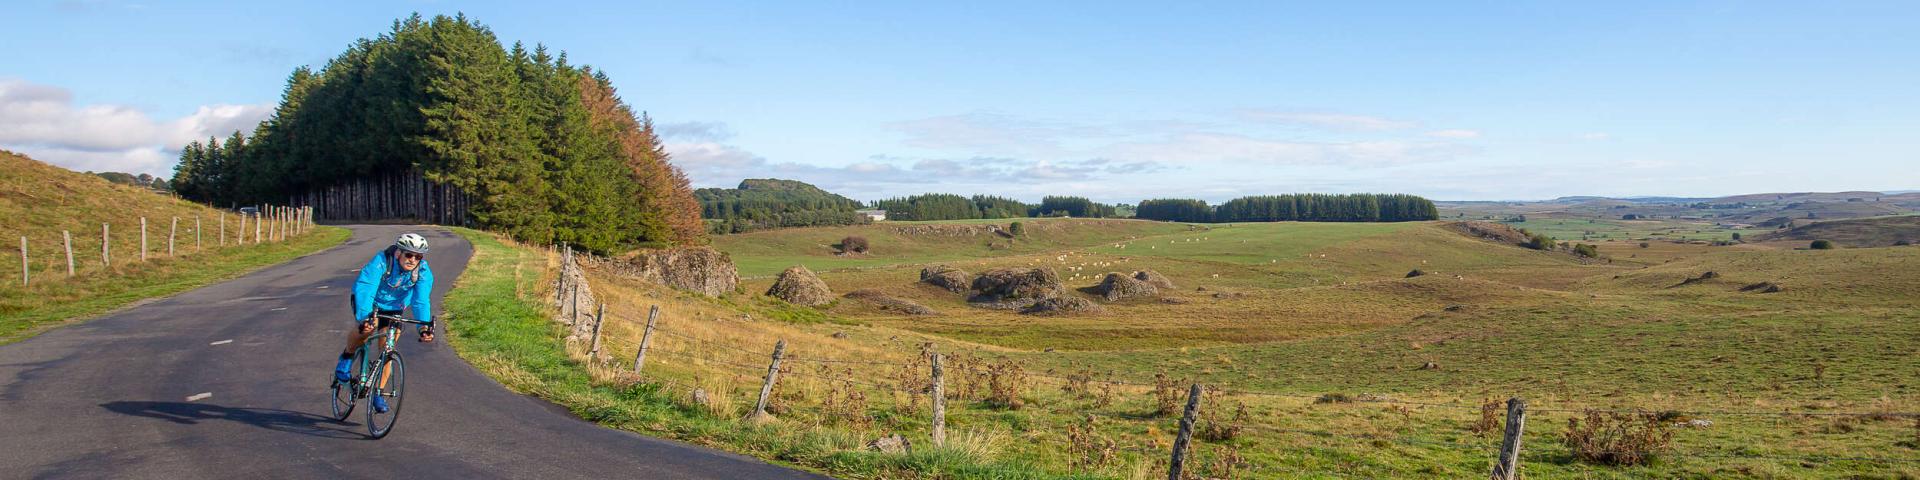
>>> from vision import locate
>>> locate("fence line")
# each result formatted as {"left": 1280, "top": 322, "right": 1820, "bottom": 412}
{"left": 10, "top": 206, "right": 315, "bottom": 287}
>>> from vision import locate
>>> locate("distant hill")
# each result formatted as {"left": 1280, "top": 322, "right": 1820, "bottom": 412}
{"left": 695, "top": 179, "right": 869, "bottom": 234}
{"left": 1755, "top": 215, "right": 1920, "bottom": 247}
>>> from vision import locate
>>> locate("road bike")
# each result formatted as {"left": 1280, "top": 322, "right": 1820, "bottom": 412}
{"left": 330, "top": 314, "right": 428, "bottom": 439}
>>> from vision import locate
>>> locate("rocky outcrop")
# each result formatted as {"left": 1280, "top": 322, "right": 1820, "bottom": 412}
{"left": 919, "top": 264, "right": 970, "bottom": 293}
{"left": 767, "top": 266, "right": 834, "bottom": 306}
{"left": 1022, "top": 296, "right": 1101, "bottom": 315}
{"left": 598, "top": 246, "right": 739, "bottom": 297}
{"left": 551, "top": 250, "right": 600, "bottom": 342}
{"left": 969, "top": 267, "right": 1064, "bottom": 309}
{"left": 1132, "top": 269, "right": 1176, "bottom": 289}
{"left": 1096, "top": 273, "right": 1158, "bottom": 302}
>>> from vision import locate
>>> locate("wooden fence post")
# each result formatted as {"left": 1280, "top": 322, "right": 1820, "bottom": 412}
{"left": 931, "top": 352, "right": 947, "bottom": 446}
{"left": 269, "top": 208, "right": 277, "bottom": 242}
{"left": 219, "top": 213, "right": 226, "bottom": 246}
{"left": 254, "top": 212, "right": 261, "bottom": 245}
{"left": 749, "top": 340, "right": 787, "bottom": 420}
{"left": 237, "top": 213, "right": 245, "bottom": 245}
{"left": 587, "top": 303, "right": 606, "bottom": 360}
{"left": 101, "top": 223, "right": 110, "bottom": 267}
{"left": 1168, "top": 383, "right": 1203, "bottom": 480}
{"left": 1489, "top": 397, "right": 1528, "bottom": 480}
{"left": 195, "top": 217, "right": 202, "bottom": 250}
{"left": 140, "top": 217, "right": 147, "bottom": 261}
{"left": 570, "top": 283, "right": 581, "bottom": 327}
{"left": 168, "top": 217, "right": 177, "bottom": 256}
{"left": 18, "top": 236, "right": 26, "bottom": 286}
{"left": 63, "top": 231, "right": 74, "bottom": 276}
{"left": 633, "top": 305, "right": 658, "bottom": 373}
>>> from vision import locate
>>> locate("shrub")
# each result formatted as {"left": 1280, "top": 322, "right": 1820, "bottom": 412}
{"left": 1810, "top": 239, "right": 1834, "bottom": 250}
{"left": 838, "top": 236, "right": 869, "bottom": 254}
{"left": 1007, "top": 221, "right": 1024, "bottom": 237}
{"left": 1896, "top": 239, "right": 1913, "bottom": 247}
{"left": 1563, "top": 410, "right": 1675, "bottom": 466}
{"left": 1638, "top": 242, "right": 1650, "bottom": 248}
{"left": 1572, "top": 244, "right": 1600, "bottom": 258}
{"left": 1730, "top": 232, "right": 1742, "bottom": 241}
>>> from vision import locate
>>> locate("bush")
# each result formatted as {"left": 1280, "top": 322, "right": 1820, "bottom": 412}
{"left": 1810, "top": 239, "right": 1834, "bottom": 250}
{"left": 1007, "top": 221, "right": 1024, "bottom": 237}
{"left": 1563, "top": 410, "right": 1675, "bottom": 466}
{"left": 1638, "top": 242, "right": 1650, "bottom": 248}
{"left": 1730, "top": 232, "right": 1742, "bottom": 241}
{"left": 1572, "top": 244, "right": 1600, "bottom": 258}
{"left": 839, "top": 236, "right": 869, "bottom": 254}
{"left": 1895, "top": 239, "right": 1913, "bottom": 247}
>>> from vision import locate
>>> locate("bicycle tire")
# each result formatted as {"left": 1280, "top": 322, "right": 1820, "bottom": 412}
{"left": 365, "top": 351, "right": 406, "bottom": 439}
{"left": 329, "top": 348, "right": 366, "bottom": 421}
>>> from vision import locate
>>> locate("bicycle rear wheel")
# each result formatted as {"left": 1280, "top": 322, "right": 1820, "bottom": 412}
{"left": 365, "top": 351, "right": 406, "bottom": 438}
{"left": 329, "top": 348, "right": 365, "bottom": 421}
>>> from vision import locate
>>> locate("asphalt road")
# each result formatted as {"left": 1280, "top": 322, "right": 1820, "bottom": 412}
{"left": 0, "top": 225, "right": 826, "bottom": 479}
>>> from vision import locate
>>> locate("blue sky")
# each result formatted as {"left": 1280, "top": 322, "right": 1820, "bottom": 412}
{"left": 3, "top": 1, "right": 1916, "bottom": 202}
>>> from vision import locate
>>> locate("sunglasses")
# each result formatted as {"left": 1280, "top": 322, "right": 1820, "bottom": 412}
{"left": 399, "top": 252, "right": 425, "bottom": 260}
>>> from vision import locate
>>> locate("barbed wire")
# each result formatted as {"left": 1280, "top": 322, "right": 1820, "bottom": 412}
{"left": 782, "top": 355, "right": 916, "bottom": 367}
{"left": 645, "top": 346, "right": 773, "bottom": 374}
{"left": 1669, "top": 450, "right": 1920, "bottom": 464}
{"left": 1529, "top": 405, "right": 1920, "bottom": 418}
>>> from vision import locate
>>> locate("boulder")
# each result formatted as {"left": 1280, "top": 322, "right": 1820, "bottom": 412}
{"left": 1405, "top": 269, "right": 1427, "bottom": 278}
{"left": 866, "top": 434, "right": 911, "bottom": 454}
{"left": 602, "top": 246, "right": 739, "bottom": 297}
{"left": 1096, "top": 273, "right": 1159, "bottom": 302}
{"left": 969, "top": 267, "right": 1064, "bottom": 309}
{"left": 1132, "top": 269, "right": 1176, "bottom": 289}
{"left": 1021, "top": 295, "right": 1101, "bottom": 316}
{"left": 767, "top": 266, "right": 833, "bottom": 306}
{"left": 919, "top": 264, "right": 971, "bottom": 293}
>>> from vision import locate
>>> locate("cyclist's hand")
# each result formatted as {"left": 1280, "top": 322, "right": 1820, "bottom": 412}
{"left": 359, "top": 320, "right": 377, "bottom": 335}
{"left": 418, "top": 326, "right": 435, "bottom": 343}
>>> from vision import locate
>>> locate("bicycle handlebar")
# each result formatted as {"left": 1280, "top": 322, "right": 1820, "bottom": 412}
{"left": 370, "top": 313, "right": 431, "bottom": 325}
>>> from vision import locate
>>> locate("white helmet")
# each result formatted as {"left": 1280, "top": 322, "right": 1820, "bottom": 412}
{"left": 395, "top": 233, "right": 430, "bottom": 254}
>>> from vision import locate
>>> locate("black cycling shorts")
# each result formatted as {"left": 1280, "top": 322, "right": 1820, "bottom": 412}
{"left": 350, "top": 294, "right": 404, "bottom": 329}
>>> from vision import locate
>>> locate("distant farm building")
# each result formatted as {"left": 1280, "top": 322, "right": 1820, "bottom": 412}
{"left": 857, "top": 209, "right": 887, "bottom": 221}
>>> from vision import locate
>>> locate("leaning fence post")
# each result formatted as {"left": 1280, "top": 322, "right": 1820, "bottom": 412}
{"left": 140, "top": 217, "right": 148, "bottom": 261}
{"left": 749, "top": 339, "right": 787, "bottom": 420}
{"left": 168, "top": 217, "right": 177, "bottom": 256}
{"left": 1489, "top": 397, "right": 1528, "bottom": 480}
{"left": 1168, "top": 383, "right": 1203, "bottom": 480}
{"left": 931, "top": 352, "right": 947, "bottom": 446}
{"left": 633, "top": 305, "right": 659, "bottom": 373}
{"left": 63, "top": 231, "right": 74, "bottom": 276}
{"left": 17, "top": 236, "right": 26, "bottom": 286}
{"left": 587, "top": 303, "right": 606, "bottom": 360}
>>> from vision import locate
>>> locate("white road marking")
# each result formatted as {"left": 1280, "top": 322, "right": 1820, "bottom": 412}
{"left": 317, "top": 286, "right": 329, "bottom": 289}
{"left": 186, "top": 392, "right": 212, "bottom": 402}
{"left": 271, "top": 307, "right": 287, "bottom": 311}
{"left": 210, "top": 339, "right": 233, "bottom": 346}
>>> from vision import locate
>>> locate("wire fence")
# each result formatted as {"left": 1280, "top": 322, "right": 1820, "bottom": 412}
{"left": 546, "top": 252, "right": 1920, "bottom": 477}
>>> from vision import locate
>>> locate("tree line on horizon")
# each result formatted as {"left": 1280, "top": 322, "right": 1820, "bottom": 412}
{"left": 1136, "top": 194, "right": 1439, "bottom": 223}
{"left": 168, "top": 13, "right": 704, "bottom": 253}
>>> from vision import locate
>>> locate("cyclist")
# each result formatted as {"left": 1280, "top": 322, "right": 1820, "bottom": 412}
{"left": 332, "top": 233, "right": 435, "bottom": 413}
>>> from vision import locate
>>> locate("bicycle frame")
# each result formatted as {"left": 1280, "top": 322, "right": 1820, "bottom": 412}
{"left": 350, "top": 315, "right": 427, "bottom": 394}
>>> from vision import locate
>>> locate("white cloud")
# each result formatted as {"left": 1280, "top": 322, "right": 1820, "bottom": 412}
{"left": 1234, "top": 109, "right": 1418, "bottom": 131}
{"left": 0, "top": 78, "right": 271, "bottom": 175}
{"left": 1424, "top": 129, "right": 1481, "bottom": 139}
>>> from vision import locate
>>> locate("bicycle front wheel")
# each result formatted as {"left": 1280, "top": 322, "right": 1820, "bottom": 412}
{"left": 365, "top": 351, "right": 406, "bottom": 439}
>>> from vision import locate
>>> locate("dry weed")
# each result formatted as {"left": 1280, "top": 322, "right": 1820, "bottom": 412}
{"left": 1562, "top": 410, "right": 1675, "bottom": 466}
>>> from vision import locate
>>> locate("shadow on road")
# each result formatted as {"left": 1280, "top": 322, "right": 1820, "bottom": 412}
{"left": 100, "top": 401, "right": 366, "bottom": 439}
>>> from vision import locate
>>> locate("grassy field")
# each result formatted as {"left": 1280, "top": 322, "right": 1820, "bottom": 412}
{"left": 456, "top": 218, "right": 1920, "bottom": 478}
{"left": 0, "top": 150, "right": 349, "bottom": 343}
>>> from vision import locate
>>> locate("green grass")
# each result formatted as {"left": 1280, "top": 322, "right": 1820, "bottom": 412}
{"left": 441, "top": 227, "right": 1091, "bottom": 479}
{"left": 713, "top": 217, "right": 1191, "bottom": 277}
{"left": 0, "top": 226, "right": 348, "bottom": 344}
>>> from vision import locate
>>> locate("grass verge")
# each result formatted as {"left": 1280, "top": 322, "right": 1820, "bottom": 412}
{"left": 0, "top": 226, "right": 349, "bottom": 344}
{"left": 441, "top": 227, "right": 1084, "bottom": 479}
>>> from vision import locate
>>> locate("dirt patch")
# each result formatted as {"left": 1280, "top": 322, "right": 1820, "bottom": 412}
{"left": 767, "top": 265, "right": 834, "bottom": 306}
{"left": 1021, "top": 295, "right": 1101, "bottom": 316}
{"left": 919, "top": 264, "right": 970, "bottom": 293}
{"left": 1132, "top": 269, "right": 1176, "bottom": 289}
{"left": 842, "top": 289, "right": 937, "bottom": 315}
{"left": 1095, "top": 272, "right": 1159, "bottom": 302}
{"left": 969, "top": 267, "right": 1064, "bottom": 309}
{"left": 600, "top": 246, "right": 739, "bottom": 297}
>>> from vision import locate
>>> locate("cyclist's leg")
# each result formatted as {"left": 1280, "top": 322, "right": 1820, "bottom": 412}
{"left": 336, "top": 295, "right": 371, "bottom": 381}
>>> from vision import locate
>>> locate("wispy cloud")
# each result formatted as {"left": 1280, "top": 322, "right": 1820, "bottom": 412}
{"left": 1103, "top": 133, "right": 1474, "bottom": 167}
{"left": 885, "top": 112, "right": 1114, "bottom": 156}
{"left": 1234, "top": 109, "right": 1418, "bottom": 131}
{"left": 656, "top": 121, "right": 736, "bottom": 142}
{"left": 0, "top": 77, "right": 271, "bottom": 174}
{"left": 1424, "top": 129, "right": 1481, "bottom": 139}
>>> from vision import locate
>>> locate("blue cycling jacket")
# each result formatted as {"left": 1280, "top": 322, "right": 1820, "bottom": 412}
{"left": 351, "top": 248, "right": 433, "bottom": 324}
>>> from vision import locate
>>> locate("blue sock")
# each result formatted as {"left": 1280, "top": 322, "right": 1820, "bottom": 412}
{"left": 335, "top": 358, "right": 352, "bottom": 373}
